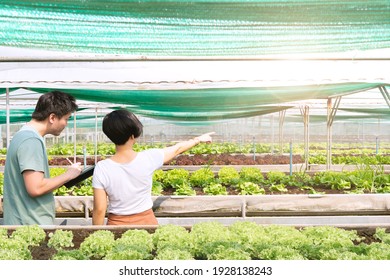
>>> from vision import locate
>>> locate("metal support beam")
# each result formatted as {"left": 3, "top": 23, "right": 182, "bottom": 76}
{"left": 278, "top": 109, "right": 286, "bottom": 154}
{"left": 326, "top": 96, "right": 342, "bottom": 170}
{"left": 379, "top": 86, "right": 390, "bottom": 109}
{"left": 95, "top": 107, "right": 98, "bottom": 164}
{"left": 6, "top": 88, "right": 10, "bottom": 148}
{"left": 300, "top": 105, "right": 310, "bottom": 170}
{"left": 73, "top": 110, "right": 77, "bottom": 163}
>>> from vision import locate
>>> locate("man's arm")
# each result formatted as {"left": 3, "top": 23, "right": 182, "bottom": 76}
{"left": 23, "top": 163, "right": 82, "bottom": 197}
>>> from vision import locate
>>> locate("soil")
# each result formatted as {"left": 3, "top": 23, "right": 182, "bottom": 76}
{"left": 169, "top": 154, "right": 304, "bottom": 165}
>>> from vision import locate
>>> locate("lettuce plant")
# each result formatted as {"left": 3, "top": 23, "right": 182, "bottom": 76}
{"left": 237, "top": 182, "right": 265, "bottom": 195}
{"left": 373, "top": 227, "right": 390, "bottom": 245}
{"left": 204, "top": 241, "right": 251, "bottom": 260}
{"left": 11, "top": 225, "right": 46, "bottom": 247}
{"left": 163, "top": 169, "right": 190, "bottom": 189}
{"left": 47, "top": 229, "right": 74, "bottom": 250}
{"left": 154, "top": 247, "right": 194, "bottom": 260}
{"left": 0, "top": 237, "right": 32, "bottom": 260}
{"left": 52, "top": 249, "right": 88, "bottom": 260}
{"left": 173, "top": 182, "right": 196, "bottom": 196}
{"left": 190, "top": 222, "right": 232, "bottom": 259}
{"left": 153, "top": 224, "right": 191, "bottom": 252}
{"left": 104, "top": 229, "right": 154, "bottom": 260}
{"left": 203, "top": 182, "right": 228, "bottom": 195}
{"left": 239, "top": 167, "right": 264, "bottom": 183}
{"left": 217, "top": 167, "right": 240, "bottom": 186}
{"left": 189, "top": 167, "right": 216, "bottom": 187}
{"left": 79, "top": 230, "right": 115, "bottom": 259}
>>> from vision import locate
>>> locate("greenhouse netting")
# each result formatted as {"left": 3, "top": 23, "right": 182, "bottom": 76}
{"left": 1, "top": 0, "right": 390, "bottom": 56}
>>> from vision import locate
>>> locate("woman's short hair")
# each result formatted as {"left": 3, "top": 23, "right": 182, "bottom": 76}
{"left": 102, "top": 109, "right": 143, "bottom": 145}
{"left": 32, "top": 91, "right": 78, "bottom": 121}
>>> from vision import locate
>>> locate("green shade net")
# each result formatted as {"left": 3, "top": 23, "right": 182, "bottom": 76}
{"left": 26, "top": 83, "right": 382, "bottom": 122}
{"left": 339, "top": 108, "right": 390, "bottom": 115}
{"left": 110, "top": 105, "right": 294, "bottom": 122}
{"left": 287, "top": 113, "right": 390, "bottom": 123}
{"left": 0, "top": 88, "right": 18, "bottom": 94}
{"left": 0, "top": 108, "right": 90, "bottom": 124}
{"left": 0, "top": 109, "right": 33, "bottom": 124}
{"left": 1, "top": 0, "right": 389, "bottom": 56}
{"left": 66, "top": 118, "right": 102, "bottom": 129}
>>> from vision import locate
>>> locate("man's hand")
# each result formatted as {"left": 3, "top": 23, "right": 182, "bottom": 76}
{"left": 66, "top": 162, "right": 83, "bottom": 180}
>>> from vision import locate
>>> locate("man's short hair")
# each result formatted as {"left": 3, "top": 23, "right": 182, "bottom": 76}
{"left": 32, "top": 91, "right": 78, "bottom": 121}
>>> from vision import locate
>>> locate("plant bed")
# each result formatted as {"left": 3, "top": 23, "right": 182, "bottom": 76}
{"left": 4, "top": 194, "right": 389, "bottom": 219}
{"left": 1, "top": 223, "right": 390, "bottom": 260}
{"left": 1, "top": 153, "right": 304, "bottom": 166}
{"left": 2, "top": 153, "right": 390, "bottom": 168}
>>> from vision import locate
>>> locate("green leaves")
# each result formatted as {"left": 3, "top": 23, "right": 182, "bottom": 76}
{"left": 218, "top": 166, "right": 240, "bottom": 186}
{"left": 203, "top": 182, "right": 228, "bottom": 195}
{"left": 48, "top": 229, "right": 74, "bottom": 250}
{"left": 42, "top": 164, "right": 390, "bottom": 196}
{"left": 105, "top": 229, "right": 154, "bottom": 260}
{"left": 79, "top": 230, "right": 115, "bottom": 259}
{"left": 1, "top": 223, "right": 390, "bottom": 260}
{"left": 239, "top": 167, "right": 264, "bottom": 183}
{"left": 237, "top": 182, "right": 265, "bottom": 195}
{"left": 11, "top": 225, "right": 46, "bottom": 247}
{"left": 189, "top": 167, "right": 215, "bottom": 187}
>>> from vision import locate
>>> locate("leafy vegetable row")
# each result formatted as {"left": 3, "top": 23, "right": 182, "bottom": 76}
{"left": 2, "top": 142, "right": 389, "bottom": 157}
{"left": 1, "top": 164, "right": 389, "bottom": 197}
{"left": 1, "top": 222, "right": 390, "bottom": 260}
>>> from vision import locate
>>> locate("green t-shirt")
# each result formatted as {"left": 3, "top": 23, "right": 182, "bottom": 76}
{"left": 3, "top": 125, "right": 55, "bottom": 225}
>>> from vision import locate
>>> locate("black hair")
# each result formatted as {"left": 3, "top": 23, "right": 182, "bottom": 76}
{"left": 102, "top": 109, "right": 143, "bottom": 145}
{"left": 32, "top": 91, "right": 78, "bottom": 121}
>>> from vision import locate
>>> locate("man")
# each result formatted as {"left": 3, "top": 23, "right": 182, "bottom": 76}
{"left": 3, "top": 91, "right": 83, "bottom": 225}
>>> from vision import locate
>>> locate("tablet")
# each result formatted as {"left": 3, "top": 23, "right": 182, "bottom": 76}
{"left": 63, "top": 165, "right": 95, "bottom": 188}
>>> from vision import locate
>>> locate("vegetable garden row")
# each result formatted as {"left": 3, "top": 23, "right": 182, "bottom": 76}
{"left": 1, "top": 142, "right": 390, "bottom": 165}
{"left": 1, "top": 222, "right": 390, "bottom": 260}
{"left": 2, "top": 164, "right": 388, "bottom": 197}
{"left": 1, "top": 142, "right": 389, "bottom": 260}
{"left": 0, "top": 142, "right": 386, "bottom": 156}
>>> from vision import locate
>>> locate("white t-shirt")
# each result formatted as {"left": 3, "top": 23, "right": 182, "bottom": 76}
{"left": 92, "top": 149, "right": 164, "bottom": 215}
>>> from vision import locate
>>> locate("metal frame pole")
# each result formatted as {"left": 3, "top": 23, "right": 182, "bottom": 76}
{"left": 278, "top": 109, "right": 286, "bottom": 154}
{"left": 300, "top": 105, "right": 310, "bottom": 170}
{"left": 73, "top": 110, "right": 77, "bottom": 163}
{"left": 379, "top": 86, "right": 390, "bottom": 109}
{"left": 95, "top": 107, "right": 98, "bottom": 164}
{"left": 326, "top": 96, "right": 341, "bottom": 170}
{"left": 6, "top": 88, "right": 10, "bottom": 148}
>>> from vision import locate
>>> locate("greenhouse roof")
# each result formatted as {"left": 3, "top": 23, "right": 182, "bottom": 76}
{"left": 0, "top": 1, "right": 389, "bottom": 123}
{"left": 1, "top": 59, "right": 389, "bottom": 123}
{"left": 1, "top": 0, "right": 390, "bottom": 57}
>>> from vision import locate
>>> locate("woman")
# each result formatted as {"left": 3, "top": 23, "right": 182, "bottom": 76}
{"left": 92, "top": 109, "right": 214, "bottom": 225}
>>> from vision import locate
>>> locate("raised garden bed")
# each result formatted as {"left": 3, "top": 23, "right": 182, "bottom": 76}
{"left": 2, "top": 194, "right": 390, "bottom": 226}
{"left": 1, "top": 223, "right": 390, "bottom": 260}
{"left": 2, "top": 152, "right": 389, "bottom": 166}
